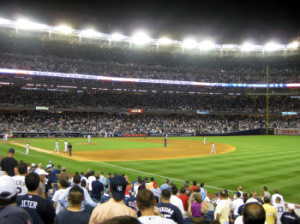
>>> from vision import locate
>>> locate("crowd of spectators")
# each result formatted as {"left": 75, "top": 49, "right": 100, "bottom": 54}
{"left": 0, "top": 34, "right": 299, "bottom": 83}
{"left": 0, "top": 149, "right": 299, "bottom": 224}
{"left": 0, "top": 87, "right": 299, "bottom": 113}
{"left": 0, "top": 111, "right": 299, "bottom": 136}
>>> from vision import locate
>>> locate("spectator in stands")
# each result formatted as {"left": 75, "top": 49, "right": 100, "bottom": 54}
{"left": 137, "top": 189, "right": 176, "bottom": 224}
{"left": 57, "top": 167, "right": 69, "bottom": 183}
{"left": 178, "top": 187, "right": 189, "bottom": 212}
{"left": 59, "top": 173, "right": 97, "bottom": 211}
{"left": 273, "top": 197, "right": 285, "bottom": 224}
{"left": 156, "top": 189, "right": 184, "bottom": 224}
{"left": 263, "top": 186, "right": 271, "bottom": 200}
{"left": 52, "top": 178, "right": 69, "bottom": 214}
{"left": 90, "top": 174, "right": 104, "bottom": 202}
{"left": 103, "top": 172, "right": 112, "bottom": 194}
{"left": 262, "top": 196, "right": 277, "bottom": 224}
{"left": 243, "top": 202, "right": 266, "bottom": 224}
{"left": 214, "top": 190, "right": 230, "bottom": 224}
{"left": 189, "top": 180, "right": 198, "bottom": 193}
{"left": 188, "top": 193, "right": 206, "bottom": 224}
{"left": 146, "top": 177, "right": 155, "bottom": 191}
{"left": 200, "top": 183, "right": 206, "bottom": 202}
{"left": 271, "top": 189, "right": 284, "bottom": 206}
{"left": 0, "top": 175, "right": 33, "bottom": 224}
{"left": 87, "top": 170, "right": 96, "bottom": 193}
{"left": 55, "top": 185, "right": 90, "bottom": 224}
{"left": 89, "top": 175, "right": 138, "bottom": 224}
{"left": 12, "top": 161, "right": 28, "bottom": 196}
{"left": 170, "top": 185, "right": 185, "bottom": 216}
{"left": 17, "top": 172, "right": 56, "bottom": 224}
{"left": 280, "top": 204, "right": 300, "bottom": 224}
{"left": 231, "top": 192, "right": 244, "bottom": 219}
{"left": 0, "top": 148, "right": 18, "bottom": 176}
{"left": 160, "top": 179, "right": 170, "bottom": 191}
{"left": 34, "top": 168, "right": 48, "bottom": 199}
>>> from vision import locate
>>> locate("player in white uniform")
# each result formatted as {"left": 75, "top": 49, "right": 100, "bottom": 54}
{"left": 55, "top": 140, "right": 59, "bottom": 153}
{"left": 88, "top": 135, "right": 91, "bottom": 143}
{"left": 210, "top": 142, "right": 216, "bottom": 154}
{"left": 3, "top": 134, "right": 8, "bottom": 142}
{"left": 64, "top": 140, "right": 68, "bottom": 153}
{"left": 203, "top": 137, "right": 206, "bottom": 144}
{"left": 273, "top": 197, "right": 285, "bottom": 224}
{"left": 26, "top": 142, "right": 30, "bottom": 156}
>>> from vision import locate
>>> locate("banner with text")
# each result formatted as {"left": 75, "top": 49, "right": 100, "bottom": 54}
{"left": 274, "top": 128, "right": 300, "bottom": 135}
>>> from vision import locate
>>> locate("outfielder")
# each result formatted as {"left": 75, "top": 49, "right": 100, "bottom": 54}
{"left": 26, "top": 142, "right": 30, "bottom": 156}
{"left": 55, "top": 140, "right": 59, "bottom": 153}
{"left": 210, "top": 142, "right": 216, "bottom": 154}
{"left": 64, "top": 140, "right": 68, "bottom": 153}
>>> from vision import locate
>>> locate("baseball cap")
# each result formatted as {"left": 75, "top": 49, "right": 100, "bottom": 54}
{"left": 288, "top": 203, "right": 295, "bottom": 210}
{"left": 246, "top": 198, "right": 259, "bottom": 204}
{"left": 153, "top": 182, "right": 158, "bottom": 189}
{"left": 8, "top": 148, "right": 15, "bottom": 153}
{"left": 46, "top": 164, "right": 52, "bottom": 169}
{"left": 31, "top": 163, "right": 36, "bottom": 167}
{"left": 34, "top": 168, "right": 48, "bottom": 176}
{"left": 236, "top": 192, "right": 241, "bottom": 197}
{"left": 110, "top": 175, "right": 127, "bottom": 200}
{"left": 0, "top": 175, "right": 17, "bottom": 199}
{"left": 48, "top": 161, "right": 52, "bottom": 164}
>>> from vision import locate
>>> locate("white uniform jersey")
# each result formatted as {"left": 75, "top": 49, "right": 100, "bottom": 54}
{"left": 55, "top": 141, "right": 59, "bottom": 152}
{"left": 64, "top": 141, "right": 68, "bottom": 152}
{"left": 274, "top": 202, "right": 285, "bottom": 224}
{"left": 12, "top": 175, "right": 28, "bottom": 196}
{"left": 26, "top": 144, "right": 29, "bottom": 155}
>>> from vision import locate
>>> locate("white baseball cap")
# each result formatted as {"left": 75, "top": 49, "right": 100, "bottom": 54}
{"left": 288, "top": 203, "right": 295, "bottom": 210}
{"left": 34, "top": 168, "right": 48, "bottom": 176}
{"left": 0, "top": 175, "right": 17, "bottom": 199}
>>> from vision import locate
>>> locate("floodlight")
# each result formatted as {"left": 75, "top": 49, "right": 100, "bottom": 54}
{"left": 0, "top": 18, "right": 12, "bottom": 25}
{"left": 16, "top": 19, "right": 48, "bottom": 30}
{"left": 241, "top": 43, "right": 256, "bottom": 51}
{"left": 132, "top": 31, "right": 151, "bottom": 45}
{"left": 182, "top": 39, "right": 197, "bottom": 49}
{"left": 80, "top": 29, "right": 101, "bottom": 37}
{"left": 111, "top": 33, "right": 125, "bottom": 41}
{"left": 199, "top": 41, "right": 215, "bottom": 50}
{"left": 222, "top": 44, "right": 235, "bottom": 49}
{"left": 158, "top": 37, "right": 173, "bottom": 45}
{"left": 264, "top": 42, "right": 282, "bottom": 51}
{"left": 53, "top": 25, "right": 73, "bottom": 34}
{"left": 287, "top": 41, "right": 299, "bottom": 49}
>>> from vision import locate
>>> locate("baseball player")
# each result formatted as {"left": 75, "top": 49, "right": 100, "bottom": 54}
{"left": 64, "top": 140, "right": 68, "bottom": 153}
{"left": 210, "top": 142, "right": 216, "bottom": 154}
{"left": 164, "top": 134, "right": 168, "bottom": 147}
{"left": 88, "top": 135, "right": 91, "bottom": 143}
{"left": 203, "top": 137, "right": 206, "bottom": 144}
{"left": 55, "top": 140, "right": 59, "bottom": 153}
{"left": 26, "top": 142, "right": 30, "bottom": 156}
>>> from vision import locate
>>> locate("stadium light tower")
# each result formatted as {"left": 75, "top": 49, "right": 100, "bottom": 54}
{"left": 182, "top": 39, "right": 197, "bottom": 49}
{"left": 80, "top": 29, "right": 102, "bottom": 37}
{"left": 111, "top": 33, "right": 125, "bottom": 41}
{"left": 158, "top": 37, "right": 173, "bottom": 45}
{"left": 16, "top": 18, "right": 48, "bottom": 30}
{"left": 53, "top": 25, "right": 73, "bottom": 34}
{"left": 264, "top": 42, "right": 283, "bottom": 51}
{"left": 199, "top": 40, "right": 215, "bottom": 50}
{"left": 132, "top": 31, "right": 151, "bottom": 45}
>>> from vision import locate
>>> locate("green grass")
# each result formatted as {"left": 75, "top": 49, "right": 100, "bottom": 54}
{"left": 1, "top": 135, "right": 300, "bottom": 203}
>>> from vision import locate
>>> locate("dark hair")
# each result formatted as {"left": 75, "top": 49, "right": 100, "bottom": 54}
{"left": 161, "top": 189, "right": 171, "bottom": 200}
{"left": 68, "top": 185, "right": 84, "bottom": 205}
{"left": 0, "top": 194, "right": 17, "bottom": 206}
{"left": 180, "top": 187, "right": 186, "bottom": 194}
{"left": 73, "top": 174, "right": 81, "bottom": 184}
{"left": 193, "top": 193, "right": 202, "bottom": 203}
{"left": 263, "top": 186, "right": 268, "bottom": 191}
{"left": 59, "top": 178, "right": 69, "bottom": 188}
{"left": 81, "top": 179, "right": 87, "bottom": 188}
{"left": 137, "top": 189, "right": 155, "bottom": 210}
{"left": 264, "top": 196, "right": 270, "bottom": 203}
{"left": 220, "top": 189, "right": 228, "bottom": 198}
{"left": 150, "top": 177, "right": 154, "bottom": 182}
{"left": 17, "top": 161, "right": 28, "bottom": 175}
{"left": 99, "top": 216, "right": 140, "bottom": 224}
{"left": 200, "top": 183, "right": 204, "bottom": 187}
{"left": 192, "top": 180, "right": 197, "bottom": 185}
{"left": 243, "top": 202, "right": 266, "bottom": 224}
{"left": 171, "top": 186, "right": 178, "bottom": 195}
{"left": 25, "top": 172, "right": 40, "bottom": 191}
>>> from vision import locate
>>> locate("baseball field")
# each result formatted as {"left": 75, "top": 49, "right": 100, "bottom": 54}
{"left": 0, "top": 135, "right": 299, "bottom": 203}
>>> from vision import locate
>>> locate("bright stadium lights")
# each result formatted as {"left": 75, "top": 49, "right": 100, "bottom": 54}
{"left": 264, "top": 42, "right": 283, "bottom": 51}
{"left": 53, "top": 25, "right": 73, "bottom": 34}
{"left": 80, "top": 29, "right": 102, "bottom": 37}
{"left": 199, "top": 41, "right": 216, "bottom": 50}
{"left": 132, "top": 31, "right": 151, "bottom": 45}
{"left": 241, "top": 43, "right": 257, "bottom": 51}
{"left": 222, "top": 44, "right": 236, "bottom": 50}
{"left": 16, "top": 19, "right": 48, "bottom": 30}
{"left": 158, "top": 37, "right": 173, "bottom": 45}
{"left": 182, "top": 39, "right": 197, "bottom": 49}
{"left": 0, "top": 18, "right": 12, "bottom": 25}
{"left": 287, "top": 41, "right": 299, "bottom": 49}
{"left": 111, "top": 33, "right": 125, "bottom": 41}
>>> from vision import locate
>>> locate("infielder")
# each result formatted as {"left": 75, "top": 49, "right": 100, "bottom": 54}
{"left": 55, "top": 140, "right": 59, "bottom": 153}
{"left": 164, "top": 134, "right": 168, "bottom": 147}
{"left": 210, "top": 142, "right": 216, "bottom": 154}
{"left": 88, "top": 135, "right": 91, "bottom": 143}
{"left": 203, "top": 137, "right": 206, "bottom": 144}
{"left": 26, "top": 142, "right": 30, "bottom": 156}
{"left": 64, "top": 140, "right": 68, "bottom": 153}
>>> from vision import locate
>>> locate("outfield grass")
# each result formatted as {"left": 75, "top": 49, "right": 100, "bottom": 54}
{"left": 0, "top": 135, "right": 299, "bottom": 203}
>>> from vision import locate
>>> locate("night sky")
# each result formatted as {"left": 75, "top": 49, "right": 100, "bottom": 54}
{"left": 0, "top": 0, "right": 299, "bottom": 44}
